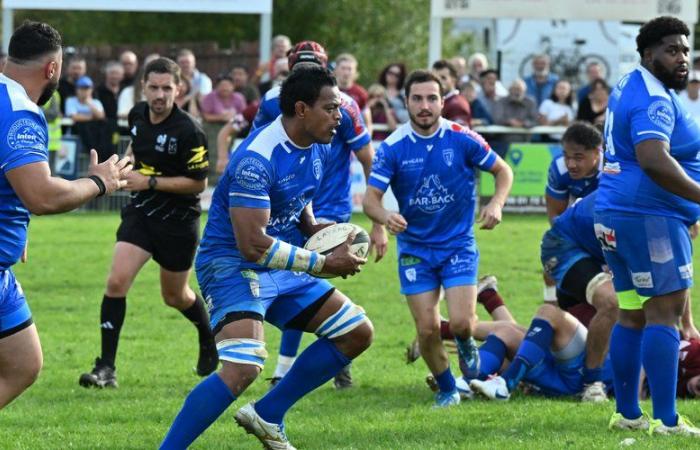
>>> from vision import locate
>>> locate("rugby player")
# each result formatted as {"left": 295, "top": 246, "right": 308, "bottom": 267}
{"left": 160, "top": 65, "right": 373, "bottom": 449}
{"left": 595, "top": 16, "right": 700, "bottom": 435}
{"left": 253, "top": 40, "right": 386, "bottom": 389}
{"left": 363, "top": 69, "right": 513, "bottom": 407}
{"left": 79, "top": 58, "right": 216, "bottom": 388}
{"left": 0, "top": 21, "right": 130, "bottom": 408}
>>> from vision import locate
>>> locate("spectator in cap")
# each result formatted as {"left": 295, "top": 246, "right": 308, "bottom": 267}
{"left": 680, "top": 71, "right": 700, "bottom": 125}
{"left": 66, "top": 75, "right": 111, "bottom": 160}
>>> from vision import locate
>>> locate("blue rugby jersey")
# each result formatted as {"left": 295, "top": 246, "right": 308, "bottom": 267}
{"left": 545, "top": 153, "right": 601, "bottom": 201}
{"left": 596, "top": 66, "right": 700, "bottom": 224}
{"left": 251, "top": 88, "right": 370, "bottom": 221}
{"left": 368, "top": 119, "right": 497, "bottom": 248}
{"left": 0, "top": 74, "right": 49, "bottom": 270}
{"left": 197, "top": 116, "right": 329, "bottom": 269}
{"left": 552, "top": 193, "right": 604, "bottom": 262}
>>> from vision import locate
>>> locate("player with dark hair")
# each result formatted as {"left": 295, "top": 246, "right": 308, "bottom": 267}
{"left": 78, "top": 57, "right": 217, "bottom": 389}
{"left": 431, "top": 59, "right": 472, "bottom": 127}
{"left": 0, "top": 20, "right": 130, "bottom": 409}
{"left": 364, "top": 69, "right": 512, "bottom": 407}
{"left": 160, "top": 65, "right": 373, "bottom": 449}
{"left": 251, "top": 40, "right": 385, "bottom": 389}
{"left": 596, "top": 16, "right": 700, "bottom": 435}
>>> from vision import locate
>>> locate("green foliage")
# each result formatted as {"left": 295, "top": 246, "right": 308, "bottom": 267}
{"left": 4, "top": 213, "right": 700, "bottom": 449}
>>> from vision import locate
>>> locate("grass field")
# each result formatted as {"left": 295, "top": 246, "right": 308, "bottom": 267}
{"left": 3, "top": 212, "right": 700, "bottom": 449}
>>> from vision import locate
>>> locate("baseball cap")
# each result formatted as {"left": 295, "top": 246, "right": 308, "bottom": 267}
{"left": 287, "top": 40, "right": 328, "bottom": 70}
{"left": 76, "top": 76, "right": 93, "bottom": 88}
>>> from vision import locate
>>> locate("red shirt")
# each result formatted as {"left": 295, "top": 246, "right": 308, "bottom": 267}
{"left": 342, "top": 84, "right": 369, "bottom": 110}
{"left": 442, "top": 90, "right": 472, "bottom": 128}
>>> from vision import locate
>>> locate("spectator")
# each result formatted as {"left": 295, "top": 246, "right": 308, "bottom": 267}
{"left": 432, "top": 59, "right": 472, "bottom": 127}
{"left": 117, "top": 53, "right": 160, "bottom": 120}
{"left": 255, "top": 34, "right": 291, "bottom": 85}
{"left": 95, "top": 61, "right": 124, "bottom": 152}
{"left": 367, "top": 83, "right": 397, "bottom": 141}
{"left": 335, "top": 53, "right": 369, "bottom": 111}
{"left": 230, "top": 64, "right": 259, "bottom": 104}
{"left": 177, "top": 48, "right": 212, "bottom": 104}
{"left": 493, "top": 78, "right": 538, "bottom": 128}
{"left": 175, "top": 77, "right": 200, "bottom": 118}
{"left": 450, "top": 55, "right": 469, "bottom": 84}
{"left": 680, "top": 71, "right": 700, "bottom": 124}
{"left": 200, "top": 75, "right": 246, "bottom": 124}
{"left": 58, "top": 55, "right": 86, "bottom": 113}
{"left": 524, "top": 54, "right": 559, "bottom": 107}
{"left": 66, "top": 76, "right": 111, "bottom": 160}
{"left": 378, "top": 62, "right": 409, "bottom": 123}
{"left": 467, "top": 52, "right": 488, "bottom": 83}
{"left": 42, "top": 91, "right": 62, "bottom": 170}
{"left": 0, "top": 51, "right": 6, "bottom": 72}
{"left": 576, "top": 62, "right": 606, "bottom": 105}
{"left": 576, "top": 78, "right": 608, "bottom": 126}
{"left": 119, "top": 50, "right": 139, "bottom": 90}
{"left": 258, "top": 57, "right": 289, "bottom": 95}
{"left": 538, "top": 80, "right": 575, "bottom": 126}
{"left": 472, "top": 69, "right": 503, "bottom": 125}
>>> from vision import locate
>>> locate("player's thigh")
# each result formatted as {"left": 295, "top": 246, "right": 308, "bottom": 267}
{"left": 444, "top": 285, "right": 477, "bottom": 323}
{"left": 106, "top": 241, "right": 151, "bottom": 291}
{"left": 0, "top": 323, "right": 42, "bottom": 383}
{"left": 159, "top": 267, "right": 193, "bottom": 305}
{"left": 405, "top": 290, "right": 441, "bottom": 332}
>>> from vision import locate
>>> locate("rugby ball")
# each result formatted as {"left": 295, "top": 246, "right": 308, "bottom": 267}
{"left": 304, "top": 223, "right": 370, "bottom": 278}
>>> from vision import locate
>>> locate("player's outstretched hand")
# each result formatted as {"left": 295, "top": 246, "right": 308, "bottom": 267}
{"left": 369, "top": 222, "right": 388, "bottom": 262}
{"left": 323, "top": 232, "right": 367, "bottom": 278}
{"left": 385, "top": 212, "right": 407, "bottom": 235}
{"left": 477, "top": 200, "right": 502, "bottom": 230}
{"left": 87, "top": 149, "right": 132, "bottom": 195}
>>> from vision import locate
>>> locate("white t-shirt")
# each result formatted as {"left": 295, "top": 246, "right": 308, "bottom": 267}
{"left": 538, "top": 99, "right": 574, "bottom": 123}
{"left": 679, "top": 90, "right": 700, "bottom": 126}
{"left": 65, "top": 96, "right": 104, "bottom": 117}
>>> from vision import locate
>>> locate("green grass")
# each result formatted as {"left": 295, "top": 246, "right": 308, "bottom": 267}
{"left": 3, "top": 213, "right": 700, "bottom": 449}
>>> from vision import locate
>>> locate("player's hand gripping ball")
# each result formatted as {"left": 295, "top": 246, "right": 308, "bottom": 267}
{"left": 304, "top": 223, "right": 370, "bottom": 279}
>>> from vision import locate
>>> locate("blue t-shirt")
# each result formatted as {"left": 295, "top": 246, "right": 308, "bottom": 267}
{"left": 552, "top": 193, "right": 604, "bottom": 262}
{"left": 197, "top": 116, "right": 329, "bottom": 269}
{"left": 252, "top": 87, "right": 370, "bottom": 221}
{"left": 545, "top": 154, "right": 601, "bottom": 201}
{"left": 368, "top": 119, "right": 497, "bottom": 249}
{"left": 596, "top": 66, "right": 700, "bottom": 224}
{"left": 0, "top": 74, "right": 49, "bottom": 270}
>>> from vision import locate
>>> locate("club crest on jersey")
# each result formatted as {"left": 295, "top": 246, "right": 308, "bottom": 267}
{"left": 594, "top": 223, "right": 617, "bottom": 251}
{"left": 647, "top": 100, "right": 673, "bottom": 133}
{"left": 409, "top": 175, "right": 455, "bottom": 214}
{"left": 168, "top": 137, "right": 178, "bottom": 155}
{"left": 155, "top": 134, "right": 168, "bottom": 152}
{"left": 404, "top": 268, "right": 417, "bottom": 282}
{"left": 7, "top": 118, "right": 46, "bottom": 151}
{"left": 313, "top": 159, "right": 322, "bottom": 180}
{"left": 442, "top": 148, "right": 454, "bottom": 167}
{"left": 241, "top": 270, "right": 260, "bottom": 297}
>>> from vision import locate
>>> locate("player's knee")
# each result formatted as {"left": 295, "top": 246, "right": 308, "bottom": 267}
{"left": 535, "top": 303, "right": 559, "bottom": 322}
{"left": 416, "top": 322, "right": 441, "bottom": 342}
{"left": 10, "top": 351, "right": 42, "bottom": 391}
{"left": 216, "top": 338, "right": 267, "bottom": 395}
{"left": 161, "top": 292, "right": 188, "bottom": 309}
{"left": 105, "top": 273, "right": 131, "bottom": 297}
{"left": 448, "top": 317, "right": 474, "bottom": 339}
{"left": 347, "top": 320, "right": 374, "bottom": 352}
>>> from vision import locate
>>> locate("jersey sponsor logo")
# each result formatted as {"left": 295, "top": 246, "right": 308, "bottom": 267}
{"left": 647, "top": 100, "right": 674, "bottom": 133}
{"left": 404, "top": 267, "right": 417, "bottom": 282}
{"left": 267, "top": 194, "right": 307, "bottom": 231}
{"left": 188, "top": 146, "right": 207, "bottom": 164}
{"left": 7, "top": 118, "right": 46, "bottom": 151}
{"left": 442, "top": 148, "right": 454, "bottom": 167}
{"left": 137, "top": 162, "right": 162, "bottom": 176}
{"left": 400, "top": 157, "right": 424, "bottom": 170}
{"left": 594, "top": 223, "right": 617, "bottom": 251}
{"left": 409, "top": 175, "right": 455, "bottom": 214}
{"left": 313, "top": 159, "right": 322, "bottom": 180}
{"left": 679, "top": 263, "right": 693, "bottom": 280}
{"left": 399, "top": 255, "right": 421, "bottom": 266}
{"left": 631, "top": 271, "right": 653, "bottom": 289}
{"left": 155, "top": 133, "right": 168, "bottom": 152}
{"left": 603, "top": 162, "right": 621, "bottom": 174}
{"left": 235, "top": 157, "right": 268, "bottom": 191}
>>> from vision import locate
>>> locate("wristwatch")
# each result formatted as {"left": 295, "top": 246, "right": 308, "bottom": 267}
{"left": 148, "top": 176, "right": 158, "bottom": 190}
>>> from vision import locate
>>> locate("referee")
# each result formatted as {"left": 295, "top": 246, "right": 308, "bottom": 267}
{"left": 79, "top": 58, "right": 217, "bottom": 388}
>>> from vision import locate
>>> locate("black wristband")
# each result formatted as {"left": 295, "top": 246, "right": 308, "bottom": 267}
{"left": 89, "top": 175, "right": 106, "bottom": 197}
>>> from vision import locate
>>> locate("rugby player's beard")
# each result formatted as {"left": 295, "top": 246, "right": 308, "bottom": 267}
{"left": 37, "top": 78, "right": 58, "bottom": 106}
{"left": 409, "top": 110, "right": 440, "bottom": 131}
{"left": 652, "top": 58, "right": 688, "bottom": 90}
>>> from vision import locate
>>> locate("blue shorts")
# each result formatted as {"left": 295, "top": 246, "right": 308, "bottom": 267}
{"left": 397, "top": 242, "right": 479, "bottom": 295}
{"left": 0, "top": 270, "right": 32, "bottom": 338}
{"left": 195, "top": 256, "right": 334, "bottom": 331}
{"left": 524, "top": 352, "right": 585, "bottom": 397}
{"left": 594, "top": 213, "right": 693, "bottom": 299}
{"left": 540, "top": 229, "right": 590, "bottom": 288}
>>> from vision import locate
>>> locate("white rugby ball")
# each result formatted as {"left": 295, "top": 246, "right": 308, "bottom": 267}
{"left": 303, "top": 223, "right": 370, "bottom": 278}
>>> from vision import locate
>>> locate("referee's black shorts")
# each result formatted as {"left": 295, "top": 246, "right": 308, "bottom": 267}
{"left": 116, "top": 204, "right": 199, "bottom": 272}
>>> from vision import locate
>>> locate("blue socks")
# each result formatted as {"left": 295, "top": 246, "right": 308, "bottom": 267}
{"left": 435, "top": 367, "right": 457, "bottom": 393}
{"left": 255, "top": 337, "right": 350, "bottom": 425}
{"left": 502, "top": 318, "right": 553, "bottom": 392}
{"left": 280, "top": 329, "right": 303, "bottom": 357}
{"left": 160, "top": 373, "right": 236, "bottom": 449}
{"left": 642, "top": 324, "right": 680, "bottom": 427}
{"left": 609, "top": 323, "right": 643, "bottom": 420}
{"left": 477, "top": 334, "right": 507, "bottom": 380}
